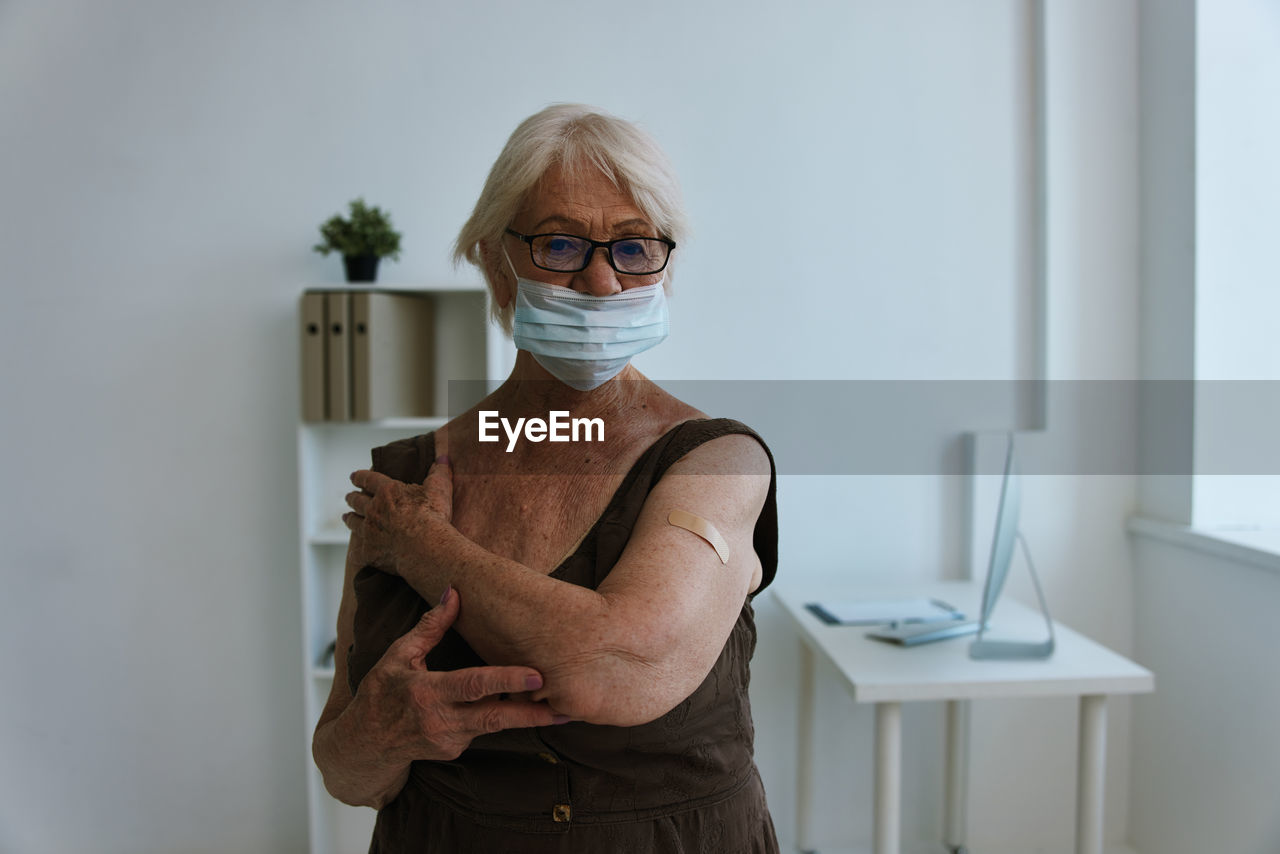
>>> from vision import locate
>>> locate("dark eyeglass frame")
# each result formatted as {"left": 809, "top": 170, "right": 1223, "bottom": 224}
{"left": 505, "top": 228, "right": 676, "bottom": 275}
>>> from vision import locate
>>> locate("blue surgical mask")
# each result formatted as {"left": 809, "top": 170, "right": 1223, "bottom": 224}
{"left": 510, "top": 274, "right": 669, "bottom": 391}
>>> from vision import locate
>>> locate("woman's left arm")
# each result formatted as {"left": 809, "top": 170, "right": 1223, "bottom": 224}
{"left": 344, "top": 433, "right": 770, "bottom": 727}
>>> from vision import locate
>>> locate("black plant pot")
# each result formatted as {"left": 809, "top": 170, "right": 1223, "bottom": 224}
{"left": 343, "top": 254, "right": 380, "bottom": 283}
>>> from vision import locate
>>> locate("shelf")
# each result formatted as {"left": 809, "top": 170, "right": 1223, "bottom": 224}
{"left": 371, "top": 416, "right": 448, "bottom": 430}
{"left": 309, "top": 527, "right": 351, "bottom": 547}
{"left": 302, "top": 281, "right": 488, "bottom": 294}
{"left": 304, "top": 416, "right": 447, "bottom": 432}
{"left": 297, "top": 283, "right": 511, "bottom": 854}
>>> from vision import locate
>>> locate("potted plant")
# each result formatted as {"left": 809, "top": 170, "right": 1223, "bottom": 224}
{"left": 313, "top": 197, "right": 403, "bottom": 282}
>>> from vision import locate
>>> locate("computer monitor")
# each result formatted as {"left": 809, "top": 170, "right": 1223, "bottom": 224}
{"left": 969, "top": 432, "right": 1055, "bottom": 660}
{"left": 976, "top": 433, "right": 1021, "bottom": 627}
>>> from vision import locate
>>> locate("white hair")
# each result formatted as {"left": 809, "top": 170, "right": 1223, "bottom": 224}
{"left": 453, "top": 104, "right": 689, "bottom": 334}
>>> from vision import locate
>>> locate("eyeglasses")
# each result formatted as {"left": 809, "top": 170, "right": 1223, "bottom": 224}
{"left": 505, "top": 229, "right": 676, "bottom": 275}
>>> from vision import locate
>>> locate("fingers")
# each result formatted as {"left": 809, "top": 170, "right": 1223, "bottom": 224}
{"left": 455, "top": 697, "right": 571, "bottom": 736}
{"left": 387, "top": 587, "right": 459, "bottom": 663}
{"left": 422, "top": 456, "right": 454, "bottom": 522}
{"left": 422, "top": 425, "right": 453, "bottom": 517}
{"left": 437, "top": 663, "right": 548, "bottom": 704}
{"left": 344, "top": 490, "right": 371, "bottom": 515}
{"left": 349, "top": 469, "right": 390, "bottom": 493}
{"left": 432, "top": 426, "right": 449, "bottom": 467}
{"left": 345, "top": 471, "right": 382, "bottom": 529}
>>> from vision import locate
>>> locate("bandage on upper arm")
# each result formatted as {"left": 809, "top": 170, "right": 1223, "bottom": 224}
{"left": 667, "top": 509, "right": 730, "bottom": 565}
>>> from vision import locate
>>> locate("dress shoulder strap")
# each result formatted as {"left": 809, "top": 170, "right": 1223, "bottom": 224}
{"left": 371, "top": 432, "right": 435, "bottom": 482}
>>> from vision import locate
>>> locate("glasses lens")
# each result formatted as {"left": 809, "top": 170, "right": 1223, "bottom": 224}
{"left": 610, "top": 238, "right": 669, "bottom": 274}
{"left": 531, "top": 234, "right": 590, "bottom": 271}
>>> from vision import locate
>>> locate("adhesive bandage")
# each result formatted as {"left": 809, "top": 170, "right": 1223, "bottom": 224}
{"left": 667, "top": 510, "right": 730, "bottom": 565}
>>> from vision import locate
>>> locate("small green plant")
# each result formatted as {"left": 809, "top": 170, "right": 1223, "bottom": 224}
{"left": 312, "top": 198, "right": 402, "bottom": 260}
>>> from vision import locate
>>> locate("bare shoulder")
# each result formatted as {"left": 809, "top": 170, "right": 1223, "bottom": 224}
{"left": 639, "top": 378, "right": 707, "bottom": 421}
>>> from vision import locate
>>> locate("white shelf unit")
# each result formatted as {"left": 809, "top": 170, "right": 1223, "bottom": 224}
{"left": 297, "top": 283, "right": 513, "bottom": 854}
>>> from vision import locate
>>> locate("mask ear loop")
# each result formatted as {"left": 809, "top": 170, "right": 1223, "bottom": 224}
{"left": 501, "top": 245, "right": 521, "bottom": 290}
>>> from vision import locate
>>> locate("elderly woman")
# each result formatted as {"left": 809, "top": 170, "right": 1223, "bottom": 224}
{"left": 313, "top": 104, "right": 779, "bottom": 853}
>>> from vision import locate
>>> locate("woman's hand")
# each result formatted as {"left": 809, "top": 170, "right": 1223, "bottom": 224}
{"left": 314, "top": 586, "right": 571, "bottom": 807}
{"left": 350, "top": 587, "right": 569, "bottom": 765}
{"left": 343, "top": 451, "right": 455, "bottom": 578}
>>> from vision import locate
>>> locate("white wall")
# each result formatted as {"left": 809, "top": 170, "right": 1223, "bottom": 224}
{"left": 0, "top": 1, "right": 1143, "bottom": 852}
{"left": 1128, "top": 1, "right": 1280, "bottom": 851}
{"left": 1130, "top": 536, "right": 1280, "bottom": 854}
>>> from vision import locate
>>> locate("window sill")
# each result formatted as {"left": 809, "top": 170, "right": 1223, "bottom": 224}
{"left": 1127, "top": 516, "right": 1280, "bottom": 576}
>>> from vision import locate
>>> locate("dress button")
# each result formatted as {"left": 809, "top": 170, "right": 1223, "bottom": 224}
{"left": 552, "top": 803, "right": 572, "bottom": 822}
{"left": 537, "top": 751, "right": 559, "bottom": 765}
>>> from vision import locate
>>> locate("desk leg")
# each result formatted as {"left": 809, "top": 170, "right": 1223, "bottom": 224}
{"left": 1076, "top": 694, "right": 1108, "bottom": 854}
{"left": 873, "top": 701, "right": 902, "bottom": 854}
{"left": 795, "top": 642, "right": 816, "bottom": 854}
{"left": 944, "top": 699, "right": 970, "bottom": 854}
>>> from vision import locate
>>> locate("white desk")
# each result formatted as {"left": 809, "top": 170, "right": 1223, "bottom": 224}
{"left": 774, "top": 581, "right": 1154, "bottom": 854}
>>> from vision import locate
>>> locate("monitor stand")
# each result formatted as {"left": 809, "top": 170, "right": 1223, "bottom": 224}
{"left": 969, "top": 533, "right": 1056, "bottom": 660}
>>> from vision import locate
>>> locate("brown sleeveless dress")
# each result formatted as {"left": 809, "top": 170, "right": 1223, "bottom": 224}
{"left": 347, "top": 418, "right": 780, "bottom": 853}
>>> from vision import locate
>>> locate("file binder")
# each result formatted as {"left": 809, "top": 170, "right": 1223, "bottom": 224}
{"left": 324, "top": 292, "right": 351, "bottom": 422}
{"left": 300, "top": 289, "right": 437, "bottom": 422}
{"left": 299, "top": 293, "right": 327, "bottom": 422}
{"left": 350, "top": 292, "right": 435, "bottom": 420}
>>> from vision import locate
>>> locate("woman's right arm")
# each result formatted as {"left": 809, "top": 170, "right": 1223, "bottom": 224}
{"left": 312, "top": 541, "right": 566, "bottom": 809}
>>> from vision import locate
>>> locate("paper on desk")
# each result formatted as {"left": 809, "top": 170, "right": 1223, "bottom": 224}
{"left": 805, "top": 598, "right": 963, "bottom": 626}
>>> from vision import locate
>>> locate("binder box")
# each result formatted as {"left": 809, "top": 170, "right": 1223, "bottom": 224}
{"left": 300, "top": 290, "right": 435, "bottom": 421}
{"left": 300, "top": 292, "right": 327, "bottom": 422}
{"left": 325, "top": 291, "right": 351, "bottom": 421}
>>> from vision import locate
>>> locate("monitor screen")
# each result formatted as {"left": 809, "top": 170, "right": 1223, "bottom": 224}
{"left": 977, "top": 432, "right": 1020, "bottom": 627}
